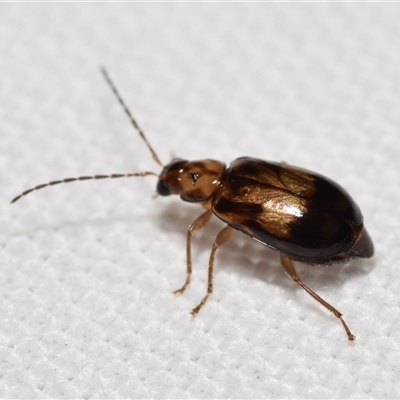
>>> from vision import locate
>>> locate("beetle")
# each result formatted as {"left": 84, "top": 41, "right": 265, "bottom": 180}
{"left": 11, "top": 68, "right": 374, "bottom": 341}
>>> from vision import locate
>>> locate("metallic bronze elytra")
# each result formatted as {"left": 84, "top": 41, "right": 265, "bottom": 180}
{"left": 11, "top": 68, "right": 374, "bottom": 341}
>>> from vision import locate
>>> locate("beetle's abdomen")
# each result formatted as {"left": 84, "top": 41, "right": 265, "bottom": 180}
{"left": 212, "top": 158, "right": 373, "bottom": 263}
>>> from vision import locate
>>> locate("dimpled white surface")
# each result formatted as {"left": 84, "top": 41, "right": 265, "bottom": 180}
{"left": 1, "top": 4, "right": 400, "bottom": 399}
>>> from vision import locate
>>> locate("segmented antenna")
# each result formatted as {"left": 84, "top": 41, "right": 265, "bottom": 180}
{"left": 11, "top": 68, "right": 164, "bottom": 204}
{"left": 100, "top": 67, "right": 163, "bottom": 167}
{"left": 11, "top": 172, "right": 157, "bottom": 204}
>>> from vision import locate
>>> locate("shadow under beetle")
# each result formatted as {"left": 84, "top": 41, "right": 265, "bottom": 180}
{"left": 12, "top": 68, "right": 374, "bottom": 341}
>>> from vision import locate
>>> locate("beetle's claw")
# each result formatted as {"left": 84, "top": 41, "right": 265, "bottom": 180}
{"left": 173, "top": 280, "right": 190, "bottom": 295}
{"left": 190, "top": 294, "right": 210, "bottom": 316}
{"left": 190, "top": 306, "right": 201, "bottom": 316}
{"left": 340, "top": 316, "right": 356, "bottom": 341}
{"left": 173, "top": 287, "right": 186, "bottom": 296}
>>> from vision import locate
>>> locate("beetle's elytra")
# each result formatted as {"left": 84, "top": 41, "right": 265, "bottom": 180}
{"left": 12, "top": 68, "right": 374, "bottom": 341}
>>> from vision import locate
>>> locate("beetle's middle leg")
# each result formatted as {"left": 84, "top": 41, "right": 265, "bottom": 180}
{"left": 173, "top": 209, "right": 213, "bottom": 295}
{"left": 190, "top": 225, "right": 236, "bottom": 316}
{"left": 279, "top": 255, "right": 355, "bottom": 341}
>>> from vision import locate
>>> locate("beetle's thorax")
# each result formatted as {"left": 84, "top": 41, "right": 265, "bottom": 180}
{"left": 156, "top": 158, "right": 226, "bottom": 202}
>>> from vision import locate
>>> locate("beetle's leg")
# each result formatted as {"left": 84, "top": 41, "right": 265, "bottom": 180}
{"left": 173, "top": 210, "right": 213, "bottom": 295}
{"left": 280, "top": 255, "right": 355, "bottom": 341}
{"left": 190, "top": 226, "right": 236, "bottom": 316}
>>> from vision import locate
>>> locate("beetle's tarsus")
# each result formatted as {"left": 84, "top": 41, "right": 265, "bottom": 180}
{"left": 173, "top": 281, "right": 189, "bottom": 296}
{"left": 190, "top": 295, "right": 209, "bottom": 316}
{"left": 340, "top": 316, "right": 356, "bottom": 341}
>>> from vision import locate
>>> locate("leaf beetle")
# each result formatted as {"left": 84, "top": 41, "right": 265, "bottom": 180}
{"left": 12, "top": 68, "right": 374, "bottom": 341}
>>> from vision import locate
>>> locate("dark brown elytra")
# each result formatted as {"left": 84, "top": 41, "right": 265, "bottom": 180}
{"left": 11, "top": 68, "right": 374, "bottom": 341}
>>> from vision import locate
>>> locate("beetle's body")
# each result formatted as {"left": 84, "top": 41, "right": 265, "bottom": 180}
{"left": 12, "top": 68, "right": 374, "bottom": 341}
{"left": 157, "top": 156, "right": 373, "bottom": 265}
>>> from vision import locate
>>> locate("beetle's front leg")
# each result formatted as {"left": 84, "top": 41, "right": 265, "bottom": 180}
{"left": 279, "top": 255, "right": 355, "bottom": 341}
{"left": 173, "top": 209, "right": 213, "bottom": 295}
{"left": 190, "top": 225, "right": 236, "bottom": 316}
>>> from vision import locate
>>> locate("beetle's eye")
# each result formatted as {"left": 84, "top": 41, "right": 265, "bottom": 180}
{"left": 191, "top": 172, "right": 199, "bottom": 185}
{"left": 156, "top": 179, "right": 171, "bottom": 196}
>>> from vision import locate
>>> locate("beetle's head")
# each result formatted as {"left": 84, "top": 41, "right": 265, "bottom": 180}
{"left": 157, "top": 158, "right": 226, "bottom": 202}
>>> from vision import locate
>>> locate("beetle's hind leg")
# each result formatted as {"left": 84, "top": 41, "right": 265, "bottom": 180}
{"left": 279, "top": 255, "right": 355, "bottom": 341}
{"left": 173, "top": 210, "right": 213, "bottom": 295}
{"left": 190, "top": 226, "right": 236, "bottom": 316}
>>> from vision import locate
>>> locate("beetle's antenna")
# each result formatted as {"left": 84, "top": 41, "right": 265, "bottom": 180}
{"left": 11, "top": 69, "right": 163, "bottom": 205}
{"left": 101, "top": 67, "right": 163, "bottom": 168}
{"left": 10, "top": 172, "right": 158, "bottom": 204}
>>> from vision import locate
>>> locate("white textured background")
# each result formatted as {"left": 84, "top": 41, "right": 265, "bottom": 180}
{"left": 1, "top": 3, "right": 400, "bottom": 399}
